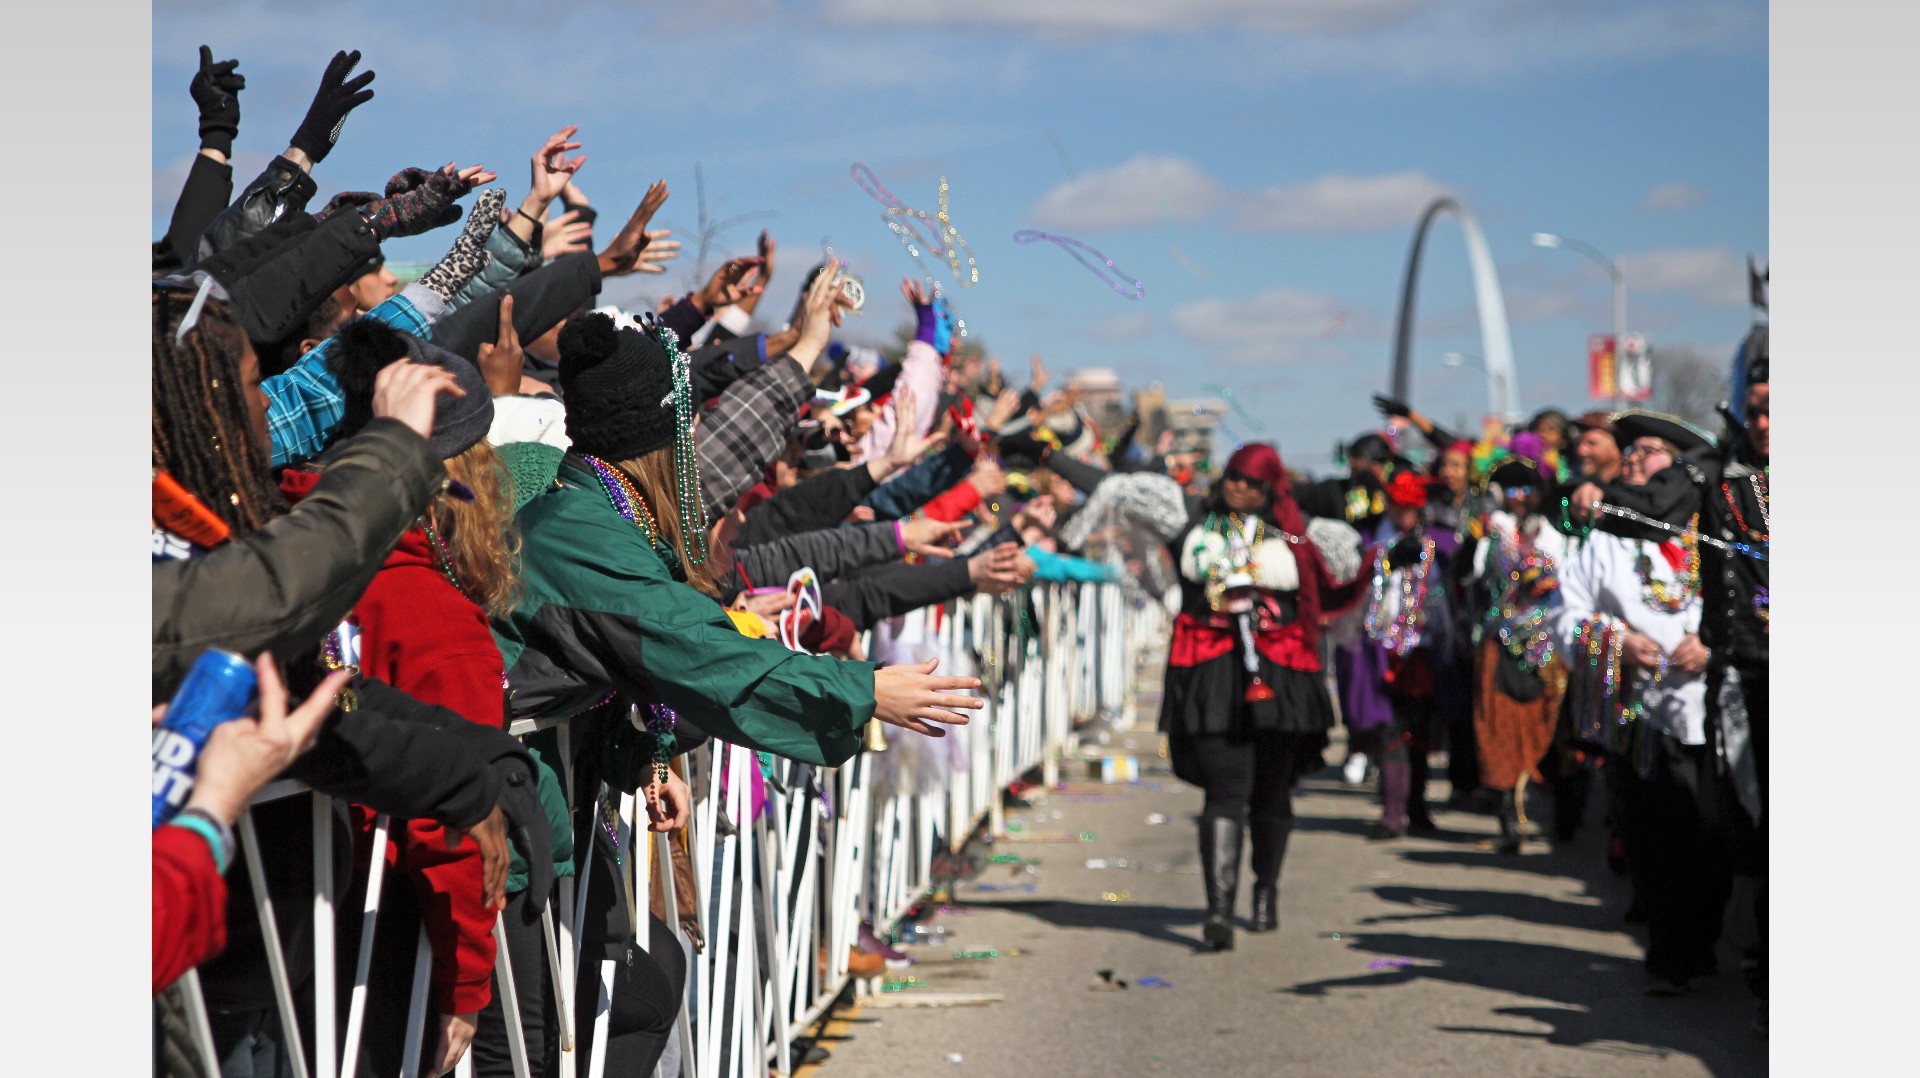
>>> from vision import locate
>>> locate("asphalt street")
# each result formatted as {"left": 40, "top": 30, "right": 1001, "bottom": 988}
{"left": 806, "top": 677, "right": 1766, "bottom": 1077}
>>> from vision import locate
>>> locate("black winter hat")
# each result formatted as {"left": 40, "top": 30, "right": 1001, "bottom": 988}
{"left": 330, "top": 319, "right": 494, "bottom": 459}
{"left": 556, "top": 312, "right": 677, "bottom": 461}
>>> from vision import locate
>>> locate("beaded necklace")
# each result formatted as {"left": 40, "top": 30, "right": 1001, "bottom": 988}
{"left": 1722, "top": 473, "right": 1769, "bottom": 542}
{"left": 1483, "top": 527, "right": 1558, "bottom": 672}
{"left": 419, "top": 512, "right": 478, "bottom": 604}
{"left": 1594, "top": 502, "right": 1766, "bottom": 562}
{"left": 1568, "top": 614, "right": 1666, "bottom": 778}
{"left": 580, "top": 452, "right": 669, "bottom": 551}
{"left": 651, "top": 323, "right": 710, "bottom": 568}
{"left": 642, "top": 703, "right": 679, "bottom": 786}
{"left": 1364, "top": 536, "right": 1435, "bottom": 655}
{"left": 1199, "top": 512, "right": 1265, "bottom": 611}
{"left": 1634, "top": 519, "right": 1701, "bottom": 614}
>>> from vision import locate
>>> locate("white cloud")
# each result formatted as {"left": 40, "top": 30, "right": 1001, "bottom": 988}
{"left": 823, "top": 0, "right": 1431, "bottom": 38}
{"left": 1619, "top": 247, "right": 1753, "bottom": 307}
{"left": 1028, "top": 156, "right": 1450, "bottom": 234}
{"left": 1232, "top": 171, "right": 1452, "bottom": 233}
{"left": 1170, "top": 288, "right": 1357, "bottom": 363}
{"left": 1028, "top": 155, "right": 1225, "bottom": 231}
{"left": 1641, "top": 182, "right": 1708, "bottom": 212}
{"left": 1090, "top": 311, "right": 1154, "bottom": 341}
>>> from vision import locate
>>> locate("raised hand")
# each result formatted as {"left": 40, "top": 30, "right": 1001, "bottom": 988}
{"left": 900, "top": 276, "right": 932, "bottom": 309}
{"left": 784, "top": 258, "right": 843, "bottom": 371}
{"left": 1371, "top": 393, "right": 1412, "bottom": 420}
{"left": 363, "top": 163, "right": 496, "bottom": 241}
{"left": 475, "top": 294, "right": 524, "bottom": 396}
{"left": 698, "top": 257, "right": 766, "bottom": 312}
{"left": 871, "top": 658, "right": 984, "bottom": 738}
{"left": 289, "top": 49, "right": 376, "bottom": 165}
{"left": 542, "top": 208, "right": 595, "bottom": 259}
{"left": 413, "top": 186, "right": 503, "bottom": 302}
{"left": 528, "top": 124, "right": 585, "bottom": 207}
{"left": 191, "top": 45, "right": 245, "bottom": 157}
{"left": 598, "top": 179, "right": 672, "bottom": 276}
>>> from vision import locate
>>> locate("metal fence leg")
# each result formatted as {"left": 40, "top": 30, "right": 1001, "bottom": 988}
{"left": 237, "top": 809, "right": 312, "bottom": 1078}
{"left": 491, "top": 915, "right": 531, "bottom": 1078}
{"left": 340, "top": 816, "right": 390, "bottom": 1078}
{"left": 174, "top": 968, "right": 222, "bottom": 1078}
{"left": 399, "top": 927, "right": 433, "bottom": 1078}
{"left": 311, "top": 794, "right": 336, "bottom": 1078}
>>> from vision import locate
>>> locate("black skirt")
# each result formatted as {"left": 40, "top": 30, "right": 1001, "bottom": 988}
{"left": 1159, "top": 653, "right": 1336, "bottom": 739}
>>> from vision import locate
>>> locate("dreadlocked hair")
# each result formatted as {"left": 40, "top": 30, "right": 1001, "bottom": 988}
{"left": 616, "top": 446, "right": 721, "bottom": 600}
{"left": 153, "top": 290, "right": 286, "bottom": 536}
{"left": 427, "top": 440, "right": 523, "bottom": 616}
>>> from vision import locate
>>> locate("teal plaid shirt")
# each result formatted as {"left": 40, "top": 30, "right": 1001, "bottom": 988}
{"left": 264, "top": 291, "right": 434, "bottom": 467}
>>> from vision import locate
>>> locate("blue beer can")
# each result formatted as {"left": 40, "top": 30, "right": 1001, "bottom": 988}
{"left": 153, "top": 648, "right": 258, "bottom": 828}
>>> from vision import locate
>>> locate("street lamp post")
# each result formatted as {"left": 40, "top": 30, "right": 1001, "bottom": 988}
{"left": 1532, "top": 232, "right": 1625, "bottom": 410}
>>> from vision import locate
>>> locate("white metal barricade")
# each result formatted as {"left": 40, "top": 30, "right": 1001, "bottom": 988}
{"left": 164, "top": 583, "right": 1162, "bottom": 1078}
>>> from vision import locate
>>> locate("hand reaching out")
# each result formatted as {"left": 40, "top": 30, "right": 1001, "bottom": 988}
{"left": 900, "top": 517, "right": 967, "bottom": 559}
{"left": 871, "top": 658, "right": 983, "bottom": 738}
{"left": 967, "top": 542, "right": 1025, "bottom": 597}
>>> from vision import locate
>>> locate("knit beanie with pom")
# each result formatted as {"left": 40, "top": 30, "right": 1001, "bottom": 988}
{"left": 556, "top": 311, "right": 676, "bottom": 461}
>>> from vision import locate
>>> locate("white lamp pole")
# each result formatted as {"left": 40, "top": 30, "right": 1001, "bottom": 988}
{"left": 1533, "top": 232, "right": 1625, "bottom": 409}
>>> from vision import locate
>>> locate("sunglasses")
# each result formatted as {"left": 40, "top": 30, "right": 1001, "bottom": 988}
{"left": 1222, "top": 470, "right": 1270, "bottom": 489}
{"left": 1501, "top": 485, "right": 1537, "bottom": 498}
{"left": 1622, "top": 442, "right": 1673, "bottom": 459}
{"left": 155, "top": 272, "right": 231, "bottom": 344}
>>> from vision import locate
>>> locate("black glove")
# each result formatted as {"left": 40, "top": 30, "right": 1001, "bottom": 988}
{"left": 1371, "top": 393, "right": 1411, "bottom": 420}
{"left": 289, "top": 49, "right": 376, "bottom": 164}
{"left": 191, "top": 45, "right": 245, "bottom": 157}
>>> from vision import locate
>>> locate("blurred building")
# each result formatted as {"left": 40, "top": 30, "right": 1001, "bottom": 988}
{"left": 1067, "top": 367, "right": 1127, "bottom": 439}
{"left": 1166, "top": 396, "right": 1226, "bottom": 470}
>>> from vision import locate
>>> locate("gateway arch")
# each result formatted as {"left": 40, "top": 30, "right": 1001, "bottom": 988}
{"left": 1389, "top": 197, "right": 1522, "bottom": 422}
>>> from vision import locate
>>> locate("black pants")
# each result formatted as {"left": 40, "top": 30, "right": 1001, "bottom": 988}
{"left": 1621, "top": 731, "right": 1733, "bottom": 981}
{"left": 1705, "top": 663, "right": 1768, "bottom": 997}
{"left": 1170, "top": 730, "right": 1314, "bottom": 887}
{"left": 474, "top": 888, "right": 556, "bottom": 1078}
{"left": 573, "top": 843, "right": 688, "bottom": 1075}
{"left": 1171, "top": 730, "right": 1310, "bottom": 828}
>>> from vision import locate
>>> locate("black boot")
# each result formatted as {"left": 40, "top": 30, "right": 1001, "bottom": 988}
{"left": 1495, "top": 790, "right": 1522, "bottom": 855}
{"left": 1198, "top": 814, "right": 1242, "bottom": 950}
{"left": 1247, "top": 816, "right": 1292, "bottom": 933}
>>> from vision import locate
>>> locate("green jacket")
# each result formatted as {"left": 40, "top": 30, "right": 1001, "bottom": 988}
{"left": 491, "top": 457, "right": 878, "bottom": 768}
{"left": 506, "top": 733, "right": 576, "bottom": 895}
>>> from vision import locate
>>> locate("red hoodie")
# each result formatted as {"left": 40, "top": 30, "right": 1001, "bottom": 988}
{"left": 153, "top": 825, "right": 226, "bottom": 994}
{"left": 281, "top": 470, "right": 502, "bottom": 1016}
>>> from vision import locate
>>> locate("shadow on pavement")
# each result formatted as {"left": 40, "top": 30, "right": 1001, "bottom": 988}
{"left": 1355, "top": 885, "right": 1612, "bottom": 933}
{"left": 1278, "top": 932, "right": 1762, "bottom": 1074}
{"left": 961, "top": 897, "right": 1214, "bottom": 953}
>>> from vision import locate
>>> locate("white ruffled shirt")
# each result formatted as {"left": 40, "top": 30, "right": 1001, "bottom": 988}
{"left": 1553, "top": 530, "right": 1706, "bottom": 744}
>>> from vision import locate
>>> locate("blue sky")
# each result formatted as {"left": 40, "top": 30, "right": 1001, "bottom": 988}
{"left": 153, "top": 0, "right": 1767, "bottom": 472}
